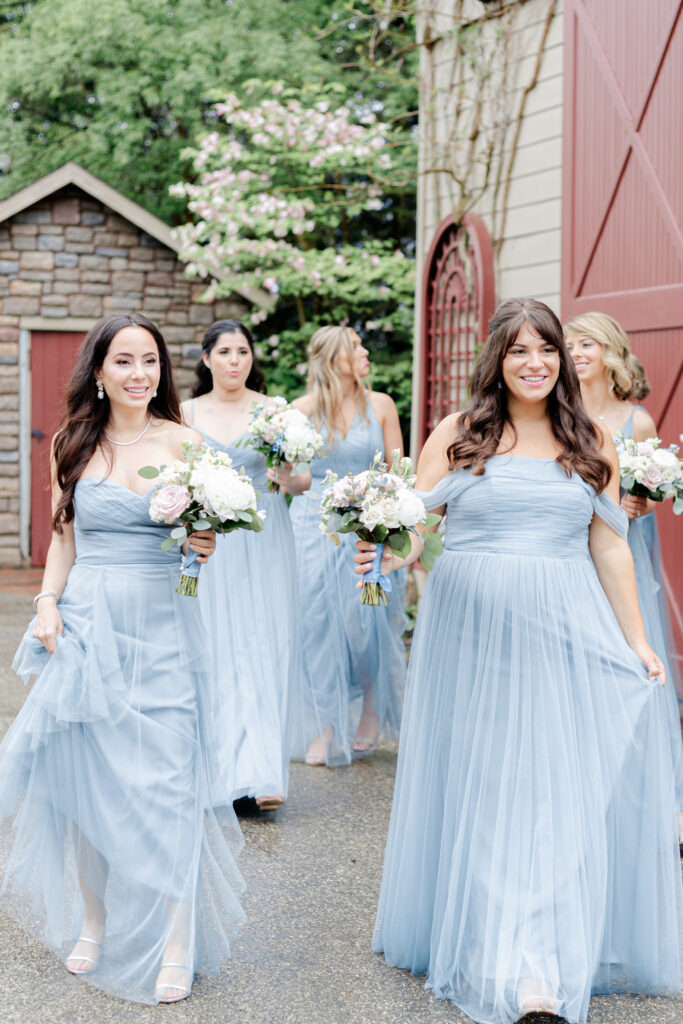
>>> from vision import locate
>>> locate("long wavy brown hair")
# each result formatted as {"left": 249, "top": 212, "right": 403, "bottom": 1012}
{"left": 52, "top": 313, "right": 181, "bottom": 531}
{"left": 447, "top": 298, "right": 612, "bottom": 493}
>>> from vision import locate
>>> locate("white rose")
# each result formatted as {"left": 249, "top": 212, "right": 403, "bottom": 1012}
{"left": 158, "top": 459, "right": 188, "bottom": 485}
{"left": 200, "top": 468, "right": 256, "bottom": 520}
{"left": 378, "top": 496, "right": 400, "bottom": 529}
{"left": 360, "top": 506, "right": 381, "bottom": 531}
{"left": 395, "top": 489, "right": 426, "bottom": 528}
{"left": 652, "top": 449, "right": 679, "bottom": 470}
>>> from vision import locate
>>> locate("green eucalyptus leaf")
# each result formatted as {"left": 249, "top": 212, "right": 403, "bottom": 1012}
{"left": 161, "top": 535, "right": 178, "bottom": 552}
{"left": 424, "top": 512, "right": 442, "bottom": 528}
{"left": 138, "top": 466, "right": 160, "bottom": 479}
{"left": 170, "top": 526, "right": 187, "bottom": 540}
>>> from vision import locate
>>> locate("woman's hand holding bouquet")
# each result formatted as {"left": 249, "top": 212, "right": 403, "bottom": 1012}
{"left": 140, "top": 440, "right": 265, "bottom": 596}
{"left": 242, "top": 397, "right": 324, "bottom": 493}
{"left": 319, "top": 450, "right": 443, "bottom": 606}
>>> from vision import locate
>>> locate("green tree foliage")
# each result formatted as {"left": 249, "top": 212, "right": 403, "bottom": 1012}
{"left": 0, "top": 0, "right": 418, "bottom": 428}
{"left": 0, "top": 0, "right": 333, "bottom": 220}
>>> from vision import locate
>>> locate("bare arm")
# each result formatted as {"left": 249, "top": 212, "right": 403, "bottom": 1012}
{"left": 33, "top": 445, "right": 76, "bottom": 653}
{"left": 622, "top": 406, "right": 658, "bottom": 518}
{"left": 589, "top": 431, "right": 664, "bottom": 683}
{"left": 370, "top": 392, "right": 403, "bottom": 459}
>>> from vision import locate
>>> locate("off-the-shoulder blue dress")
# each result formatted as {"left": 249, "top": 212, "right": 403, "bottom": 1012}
{"left": 288, "top": 404, "right": 406, "bottom": 764}
{"left": 0, "top": 478, "right": 245, "bottom": 1004}
{"left": 373, "top": 457, "right": 682, "bottom": 1024}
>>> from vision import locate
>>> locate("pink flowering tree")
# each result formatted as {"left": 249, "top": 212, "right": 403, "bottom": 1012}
{"left": 170, "top": 85, "right": 415, "bottom": 411}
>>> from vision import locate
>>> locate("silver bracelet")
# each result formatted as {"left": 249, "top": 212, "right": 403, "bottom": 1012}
{"left": 33, "top": 591, "right": 58, "bottom": 611}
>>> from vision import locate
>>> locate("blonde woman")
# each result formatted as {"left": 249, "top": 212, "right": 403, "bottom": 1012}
{"left": 278, "top": 325, "right": 407, "bottom": 766}
{"left": 565, "top": 311, "right": 683, "bottom": 847}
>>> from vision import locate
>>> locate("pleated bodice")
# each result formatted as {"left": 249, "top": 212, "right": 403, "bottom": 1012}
{"left": 423, "top": 455, "right": 626, "bottom": 558}
{"left": 74, "top": 478, "right": 176, "bottom": 566}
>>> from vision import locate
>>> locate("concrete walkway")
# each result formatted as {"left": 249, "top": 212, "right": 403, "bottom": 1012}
{"left": 0, "top": 585, "right": 681, "bottom": 1024}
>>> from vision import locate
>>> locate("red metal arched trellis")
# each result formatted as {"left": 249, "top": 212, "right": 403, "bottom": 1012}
{"left": 418, "top": 212, "right": 496, "bottom": 446}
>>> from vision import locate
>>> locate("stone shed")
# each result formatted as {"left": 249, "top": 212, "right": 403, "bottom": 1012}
{"left": 0, "top": 161, "right": 261, "bottom": 566}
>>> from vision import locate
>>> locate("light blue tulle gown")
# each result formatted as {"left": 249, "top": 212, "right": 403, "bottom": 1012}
{"left": 191, "top": 406, "right": 297, "bottom": 802}
{"left": 373, "top": 456, "right": 682, "bottom": 1024}
{"left": 0, "top": 479, "right": 245, "bottom": 1004}
{"left": 620, "top": 410, "right": 683, "bottom": 814}
{"left": 289, "top": 404, "right": 407, "bottom": 764}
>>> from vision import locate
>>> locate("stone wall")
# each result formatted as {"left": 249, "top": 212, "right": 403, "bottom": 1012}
{"left": 0, "top": 184, "right": 249, "bottom": 565}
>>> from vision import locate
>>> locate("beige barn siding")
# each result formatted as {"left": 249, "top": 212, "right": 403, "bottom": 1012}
{"left": 413, "top": 0, "right": 564, "bottom": 452}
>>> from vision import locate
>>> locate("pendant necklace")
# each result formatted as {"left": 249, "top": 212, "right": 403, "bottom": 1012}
{"left": 103, "top": 416, "right": 152, "bottom": 447}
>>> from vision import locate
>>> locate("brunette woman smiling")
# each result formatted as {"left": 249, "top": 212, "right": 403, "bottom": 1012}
{"left": 0, "top": 314, "right": 245, "bottom": 1005}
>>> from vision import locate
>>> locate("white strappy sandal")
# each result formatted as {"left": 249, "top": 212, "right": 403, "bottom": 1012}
{"left": 65, "top": 936, "right": 102, "bottom": 975}
{"left": 154, "top": 962, "right": 191, "bottom": 1004}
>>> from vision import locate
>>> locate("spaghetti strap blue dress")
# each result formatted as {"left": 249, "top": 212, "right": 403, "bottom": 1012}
{"left": 373, "top": 457, "right": 682, "bottom": 1024}
{"left": 0, "top": 478, "right": 245, "bottom": 1004}
{"left": 620, "top": 407, "right": 683, "bottom": 812}
{"left": 192, "top": 409, "right": 298, "bottom": 803}
{"left": 288, "top": 404, "right": 407, "bottom": 764}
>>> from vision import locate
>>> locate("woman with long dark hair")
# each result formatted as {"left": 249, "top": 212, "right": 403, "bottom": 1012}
{"left": 564, "top": 311, "right": 683, "bottom": 848}
{"left": 283, "top": 325, "right": 407, "bottom": 767}
{"left": 0, "top": 314, "right": 245, "bottom": 1004}
{"left": 356, "top": 299, "right": 681, "bottom": 1023}
{"left": 181, "top": 319, "right": 297, "bottom": 811}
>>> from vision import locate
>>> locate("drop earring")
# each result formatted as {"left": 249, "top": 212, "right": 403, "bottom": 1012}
{"left": 497, "top": 380, "right": 502, "bottom": 390}
{"left": 152, "top": 388, "right": 158, "bottom": 397}
{"left": 96, "top": 380, "right": 104, "bottom": 400}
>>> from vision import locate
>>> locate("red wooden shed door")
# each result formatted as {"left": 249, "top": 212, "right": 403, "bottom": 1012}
{"left": 562, "top": 1, "right": 683, "bottom": 670}
{"left": 30, "top": 331, "right": 85, "bottom": 566}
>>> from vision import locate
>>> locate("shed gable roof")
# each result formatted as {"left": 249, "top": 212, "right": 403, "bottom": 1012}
{"left": 0, "top": 162, "right": 270, "bottom": 309}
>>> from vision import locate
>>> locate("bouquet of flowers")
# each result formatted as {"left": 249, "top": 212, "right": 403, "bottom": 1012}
{"left": 242, "top": 397, "right": 325, "bottom": 493}
{"left": 139, "top": 440, "right": 266, "bottom": 596}
{"left": 319, "top": 450, "right": 444, "bottom": 606}
{"left": 615, "top": 433, "right": 683, "bottom": 514}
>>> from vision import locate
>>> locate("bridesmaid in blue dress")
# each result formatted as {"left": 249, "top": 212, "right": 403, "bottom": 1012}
{"left": 282, "top": 325, "right": 406, "bottom": 766}
{"left": 565, "top": 311, "right": 683, "bottom": 849}
{"left": 0, "top": 314, "right": 245, "bottom": 1004}
{"left": 356, "top": 300, "right": 681, "bottom": 1024}
{"left": 181, "top": 319, "right": 297, "bottom": 813}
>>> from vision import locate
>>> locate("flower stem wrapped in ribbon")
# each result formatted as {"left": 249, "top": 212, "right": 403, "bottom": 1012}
{"left": 615, "top": 433, "right": 683, "bottom": 514}
{"left": 239, "top": 396, "right": 325, "bottom": 493}
{"left": 139, "top": 440, "right": 266, "bottom": 596}
{"left": 319, "top": 450, "right": 444, "bottom": 606}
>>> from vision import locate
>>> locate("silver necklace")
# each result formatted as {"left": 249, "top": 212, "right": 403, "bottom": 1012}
{"left": 103, "top": 416, "right": 152, "bottom": 446}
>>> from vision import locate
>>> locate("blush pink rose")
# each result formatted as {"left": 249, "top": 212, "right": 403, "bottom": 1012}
{"left": 642, "top": 466, "right": 663, "bottom": 491}
{"left": 150, "top": 483, "right": 191, "bottom": 523}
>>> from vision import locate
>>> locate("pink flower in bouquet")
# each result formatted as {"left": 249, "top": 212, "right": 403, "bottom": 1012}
{"left": 642, "top": 466, "right": 663, "bottom": 491}
{"left": 150, "top": 483, "right": 191, "bottom": 523}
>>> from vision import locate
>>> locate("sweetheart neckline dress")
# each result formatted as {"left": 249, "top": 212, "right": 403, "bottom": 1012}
{"left": 0, "top": 477, "right": 246, "bottom": 1004}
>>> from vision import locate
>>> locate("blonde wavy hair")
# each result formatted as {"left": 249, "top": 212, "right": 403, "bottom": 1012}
{"left": 563, "top": 311, "right": 636, "bottom": 400}
{"left": 307, "top": 325, "right": 369, "bottom": 441}
{"left": 629, "top": 354, "right": 651, "bottom": 401}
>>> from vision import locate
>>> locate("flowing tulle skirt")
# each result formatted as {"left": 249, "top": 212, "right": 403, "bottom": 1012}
{"left": 373, "top": 548, "right": 682, "bottom": 1024}
{"left": 289, "top": 490, "right": 407, "bottom": 765}
{"left": 0, "top": 559, "right": 245, "bottom": 1004}
{"left": 628, "top": 513, "right": 683, "bottom": 812}
{"left": 198, "top": 489, "right": 298, "bottom": 801}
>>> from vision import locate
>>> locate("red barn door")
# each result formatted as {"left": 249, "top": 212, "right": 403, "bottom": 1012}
{"left": 562, "top": 1, "right": 683, "bottom": 673}
{"left": 30, "top": 331, "right": 85, "bottom": 565}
